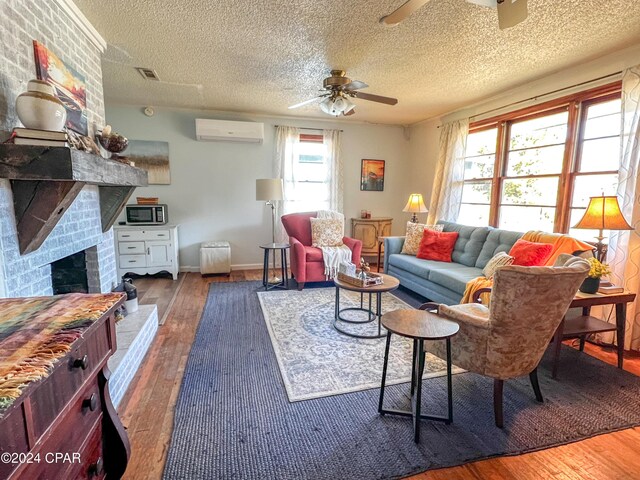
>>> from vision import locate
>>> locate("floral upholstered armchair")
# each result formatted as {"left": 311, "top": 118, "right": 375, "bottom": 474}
{"left": 281, "top": 212, "right": 362, "bottom": 290}
{"left": 420, "top": 255, "right": 589, "bottom": 428}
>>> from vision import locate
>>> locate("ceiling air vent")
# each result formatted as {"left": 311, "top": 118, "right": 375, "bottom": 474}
{"left": 135, "top": 67, "right": 160, "bottom": 81}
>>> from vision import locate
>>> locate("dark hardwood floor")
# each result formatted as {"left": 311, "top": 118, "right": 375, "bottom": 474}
{"left": 118, "top": 272, "right": 640, "bottom": 480}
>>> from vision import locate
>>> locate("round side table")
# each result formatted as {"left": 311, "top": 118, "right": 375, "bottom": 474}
{"left": 333, "top": 273, "right": 400, "bottom": 339}
{"left": 378, "top": 309, "right": 459, "bottom": 443}
{"left": 259, "top": 243, "right": 290, "bottom": 291}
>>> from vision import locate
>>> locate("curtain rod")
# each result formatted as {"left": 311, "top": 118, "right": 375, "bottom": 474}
{"left": 436, "top": 71, "right": 623, "bottom": 128}
{"left": 468, "top": 72, "right": 622, "bottom": 122}
{"left": 274, "top": 125, "right": 343, "bottom": 132}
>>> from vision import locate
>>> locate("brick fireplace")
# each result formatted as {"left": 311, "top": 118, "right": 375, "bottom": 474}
{"left": 0, "top": 0, "right": 115, "bottom": 298}
{"left": 0, "top": 1, "right": 157, "bottom": 407}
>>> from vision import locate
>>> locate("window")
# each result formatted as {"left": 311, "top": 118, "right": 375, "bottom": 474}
{"left": 288, "top": 134, "right": 330, "bottom": 212}
{"left": 459, "top": 83, "right": 622, "bottom": 238}
{"left": 459, "top": 128, "right": 497, "bottom": 226}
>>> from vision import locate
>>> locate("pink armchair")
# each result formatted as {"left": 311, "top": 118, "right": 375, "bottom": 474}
{"left": 281, "top": 212, "right": 362, "bottom": 290}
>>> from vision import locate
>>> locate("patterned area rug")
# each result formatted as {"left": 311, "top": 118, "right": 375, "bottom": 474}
{"left": 257, "top": 287, "right": 462, "bottom": 402}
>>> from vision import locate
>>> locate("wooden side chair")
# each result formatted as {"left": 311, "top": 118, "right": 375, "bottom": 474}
{"left": 420, "top": 256, "right": 589, "bottom": 428}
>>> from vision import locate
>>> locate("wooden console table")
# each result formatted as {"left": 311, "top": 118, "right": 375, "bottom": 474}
{"left": 0, "top": 293, "right": 130, "bottom": 480}
{"left": 552, "top": 291, "right": 636, "bottom": 378}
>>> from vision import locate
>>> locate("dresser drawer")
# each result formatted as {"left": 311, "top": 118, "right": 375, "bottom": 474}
{"left": 119, "top": 254, "right": 147, "bottom": 269}
{"left": 28, "top": 320, "right": 111, "bottom": 441}
{"left": 25, "top": 411, "right": 104, "bottom": 480}
{"left": 116, "top": 229, "right": 170, "bottom": 241}
{"left": 118, "top": 241, "right": 145, "bottom": 254}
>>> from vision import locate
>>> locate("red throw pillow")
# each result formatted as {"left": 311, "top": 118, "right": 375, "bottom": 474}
{"left": 508, "top": 239, "right": 553, "bottom": 266}
{"left": 416, "top": 230, "right": 459, "bottom": 262}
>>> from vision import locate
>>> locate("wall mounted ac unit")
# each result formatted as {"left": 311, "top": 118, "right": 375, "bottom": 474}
{"left": 195, "top": 118, "right": 264, "bottom": 143}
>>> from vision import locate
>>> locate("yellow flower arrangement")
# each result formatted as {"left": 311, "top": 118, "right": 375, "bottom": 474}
{"left": 587, "top": 257, "right": 611, "bottom": 279}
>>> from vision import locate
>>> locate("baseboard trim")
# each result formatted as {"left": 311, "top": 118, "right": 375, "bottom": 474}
{"left": 179, "top": 263, "right": 262, "bottom": 273}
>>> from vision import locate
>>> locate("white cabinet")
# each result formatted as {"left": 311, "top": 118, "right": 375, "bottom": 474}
{"left": 114, "top": 225, "right": 179, "bottom": 280}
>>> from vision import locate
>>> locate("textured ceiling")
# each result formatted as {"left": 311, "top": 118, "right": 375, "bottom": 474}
{"left": 75, "top": 0, "right": 640, "bottom": 125}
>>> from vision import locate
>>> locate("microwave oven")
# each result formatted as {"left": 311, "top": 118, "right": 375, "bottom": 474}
{"left": 125, "top": 204, "right": 168, "bottom": 225}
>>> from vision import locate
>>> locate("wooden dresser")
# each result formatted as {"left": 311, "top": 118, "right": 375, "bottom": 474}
{"left": 351, "top": 217, "right": 393, "bottom": 257}
{"left": 0, "top": 293, "right": 130, "bottom": 480}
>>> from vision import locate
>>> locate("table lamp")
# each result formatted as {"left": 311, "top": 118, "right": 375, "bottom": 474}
{"left": 256, "top": 178, "right": 284, "bottom": 244}
{"left": 403, "top": 193, "right": 428, "bottom": 223}
{"left": 572, "top": 194, "right": 633, "bottom": 261}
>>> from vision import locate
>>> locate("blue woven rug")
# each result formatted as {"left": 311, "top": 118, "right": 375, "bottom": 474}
{"left": 163, "top": 281, "right": 640, "bottom": 480}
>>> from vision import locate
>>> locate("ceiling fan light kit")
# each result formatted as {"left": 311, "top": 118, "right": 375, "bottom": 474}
{"left": 288, "top": 69, "right": 398, "bottom": 117}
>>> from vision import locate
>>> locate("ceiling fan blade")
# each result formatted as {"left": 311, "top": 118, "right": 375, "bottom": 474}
{"left": 497, "top": 0, "right": 527, "bottom": 29}
{"left": 380, "top": 0, "right": 433, "bottom": 26}
{"left": 354, "top": 92, "right": 398, "bottom": 106}
{"left": 467, "top": 0, "right": 497, "bottom": 8}
{"left": 288, "top": 96, "right": 325, "bottom": 110}
{"left": 344, "top": 109, "right": 356, "bottom": 116}
{"left": 344, "top": 80, "right": 368, "bottom": 91}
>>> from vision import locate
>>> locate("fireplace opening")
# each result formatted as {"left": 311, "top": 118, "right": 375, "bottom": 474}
{"left": 51, "top": 251, "right": 89, "bottom": 295}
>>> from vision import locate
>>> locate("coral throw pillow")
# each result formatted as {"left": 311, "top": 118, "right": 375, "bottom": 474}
{"left": 508, "top": 239, "right": 553, "bottom": 266}
{"left": 401, "top": 222, "right": 444, "bottom": 255}
{"left": 310, "top": 218, "right": 344, "bottom": 247}
{"left": 416, "top": 230, "right": 459, "bottom": 262}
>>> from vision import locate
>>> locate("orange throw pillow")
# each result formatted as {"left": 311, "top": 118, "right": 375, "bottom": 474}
{"left": 508, "top": 239, "right": 553, "bottom": 266}
{"left": 416, "top": 230, "right": 459, "bottom": 262}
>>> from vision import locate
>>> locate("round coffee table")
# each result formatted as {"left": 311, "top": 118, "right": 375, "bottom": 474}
{"left": 333, "top": 273, "right": 400, "bottom": 339}
{"left": 378, "top": 309, "right": 459, "bottom": 443}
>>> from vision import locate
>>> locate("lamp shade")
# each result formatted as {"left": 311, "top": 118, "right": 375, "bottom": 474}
{"left": 256, "top": 178, "right": 283, "bottom": 201}
{"left": 402, "top": 193, "right": 428, "bottom": 213}
{"left": 572, "top": 195, "right": 633, "bottom": 231}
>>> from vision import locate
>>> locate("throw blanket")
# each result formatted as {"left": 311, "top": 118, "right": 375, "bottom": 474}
{"left": 317, "top": 210, "right": 352, "bottom": 279}
{"left": 0, "top": 293, "right": 124, "bottom": 413}
{"left": 461, "top": 231, "right": 595, "bottom": 305}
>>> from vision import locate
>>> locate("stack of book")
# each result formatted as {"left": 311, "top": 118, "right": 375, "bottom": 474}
{"left": 598, "top": 284, "right": 624, "bottom": 295}
{"left": 8, "top": 127, "right": 68, "bottom": 147}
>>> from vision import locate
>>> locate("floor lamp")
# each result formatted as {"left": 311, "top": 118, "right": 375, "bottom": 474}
{"left": 256, "top": 178, "right": 284, "bottom": 280}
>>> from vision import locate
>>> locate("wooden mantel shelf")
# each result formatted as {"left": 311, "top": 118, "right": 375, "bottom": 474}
{"left": 0, "top": 144, "right": 149, "bottom": 254}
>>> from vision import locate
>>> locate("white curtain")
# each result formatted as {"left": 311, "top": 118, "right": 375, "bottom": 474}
{"left": 427, "top": 119, "right": 469, "bottom": 225}
{"left": 274, "top": 125, "right": 299, "bottom": 243}
{"left": 323, "top": 129, "right": 344, "bottom": 212}
{"left": 603, "top": 65, "right": 640, "bottom": 350}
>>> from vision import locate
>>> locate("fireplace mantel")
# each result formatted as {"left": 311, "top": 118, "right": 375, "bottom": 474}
{"left": 0, "top": 144, "right": 148, "bottom": 254}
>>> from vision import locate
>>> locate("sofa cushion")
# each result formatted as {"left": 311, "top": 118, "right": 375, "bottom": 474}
{"left": 438, "top": 221, "right": 489, "bottom": 267}
{"left": 388, "top": 254, "right": 469, "bottom": 279}
{"left": 428, "top": 266, "right": 484, "bottom": 295}
{"left": 475, "top": 228, "right": 523, "bottom": 269}
{"left": 417, "top": 230, "right": 458, "bottom": 262}
{"left": 509, "top": 239, "right": 554, "bottom": 266}
{"left": 304, "top": 246, "right": 324, "bottom": 262}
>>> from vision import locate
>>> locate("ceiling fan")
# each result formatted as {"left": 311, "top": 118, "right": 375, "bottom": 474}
{"left": 288, "top": 70, "right": 398, "bottom": 117}
{"left": 380, "top": 0, "right": 528, "bottom": 30}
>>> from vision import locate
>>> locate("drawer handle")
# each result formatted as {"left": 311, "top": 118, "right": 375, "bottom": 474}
{"left": 89, "top": 457, "right": 104, "bottom": 477}
{"left": 128, "top": 260, "right": 138, "bottom": 263}
{"left": 73, "top": 355, "right": 89, "bottom": 370}
{"left": 157, "top": 234, "right": 166, "bottom": 236}
{"left": 83, "top": 393, "right": 98, "bottom": 412}
{"left": 127, "top": 246, "right": 137, "bottom": 249}
{"left": 122, "top": 234, "right": 131, "bottom": 237}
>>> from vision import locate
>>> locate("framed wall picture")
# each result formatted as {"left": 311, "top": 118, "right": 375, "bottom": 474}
{"left": 360, "top": 159, "right": 385, "bottom": 192}
{"left": 33, "top": 40, "right": 88, "bottom": 135}
{"left": 124, "top": 140, "right": 171, "bottom": 185}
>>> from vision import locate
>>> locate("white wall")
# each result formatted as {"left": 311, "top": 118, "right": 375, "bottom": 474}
{"left": 407, "top": 43, "right": 640, "bottom": 206}
{"left": 106, "top": 106, "right": 412, "bottom": 269}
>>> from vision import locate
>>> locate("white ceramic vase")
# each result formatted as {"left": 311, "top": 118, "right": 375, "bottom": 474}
{"left": 15, "top": 79, "right": 67, "bottom": 131}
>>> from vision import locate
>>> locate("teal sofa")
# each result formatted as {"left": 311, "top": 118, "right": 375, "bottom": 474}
{"left": 383, "top": 221, "right": 523, "bottom": 304}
